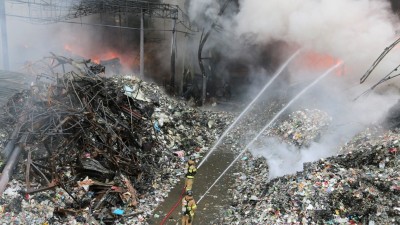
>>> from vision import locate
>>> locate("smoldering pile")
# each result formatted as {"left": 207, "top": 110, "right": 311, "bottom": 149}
{"left": 0, "top": 61, "right": 232, "bottom": 224}
{"left": 217, "top": 109, "right": 400, "bottom": 224}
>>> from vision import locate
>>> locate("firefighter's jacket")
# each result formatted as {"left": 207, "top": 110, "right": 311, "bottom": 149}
{"left": 185, "top": 161, "right": 197, "bottom": 179}
{"left": 182, "top": 196, "right": 197, "bottom": 216}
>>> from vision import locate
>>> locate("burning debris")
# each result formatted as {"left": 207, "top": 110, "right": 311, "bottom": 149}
{"left": 0, "top": 57, "right": 232, "bottom": 224}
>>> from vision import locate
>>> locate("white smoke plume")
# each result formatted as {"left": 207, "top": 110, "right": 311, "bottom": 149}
{"left": 234, "top": 0, "right": 400, "bottom": 76}
{"left": 189, "top": 0, "right": 400, "bottom": 78}
{"left": 188, "top": 0, "right": 220, "bottom": 24}
{"left": 251, "top": 78, "right": 398, "bottom": 179}
{"left": 251, "top": 137, "right": 335, "bottom": 179}
{"left": 188, "top": 0, "right": 400, "bottom": 178}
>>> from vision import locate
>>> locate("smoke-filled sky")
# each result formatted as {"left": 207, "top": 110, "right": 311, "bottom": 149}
{"left": 189, "top": 0, "right": 400, "bottom": 178}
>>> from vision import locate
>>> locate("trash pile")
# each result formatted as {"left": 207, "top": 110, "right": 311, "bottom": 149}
{"left": 0, "top": 62, "right": 232, "bottom": 224}
{"left": 219, "top": 109, "right": 400, "bottom": 224}
{"left": 269, "top": 109, "right": 331, "bottom": 147}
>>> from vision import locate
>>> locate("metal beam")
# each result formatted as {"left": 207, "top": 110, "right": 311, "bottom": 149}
{"left": 0, "top": 0, "right": 9, "bottom": 70}
{"left": 140, "top": 8, "right": 144, "bottom": 79}
{"left": 170, "top": 17, "right": 176, "bottom": 91}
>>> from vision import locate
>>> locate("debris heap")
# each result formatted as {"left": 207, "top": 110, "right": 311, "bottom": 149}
{"left": 220, "top": 109, "right": 400, "bottom": 224}
{"left": 269, "top": 109, "right": 331, "bottom": 147}
{"left": 0, "top": 69, "right": 232, "bottom": 224}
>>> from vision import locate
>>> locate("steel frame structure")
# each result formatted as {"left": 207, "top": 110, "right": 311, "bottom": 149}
{"left": 70, "top": 0, "right": 179, "bottom": 20}
{"left": 5, "top": 0, "right": 191, "bottom": 29}
{"left": 3, "top": 0, "right": 195, "bottom": 90}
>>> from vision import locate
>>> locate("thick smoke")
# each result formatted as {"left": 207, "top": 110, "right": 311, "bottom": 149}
{"left": 0, "top": 1, "right": 157, "bottom": 75}
{"left": 189, "top": 0, "right": 400, "bottom": 78}
{"left": 188, "top": 0, "right": 220, "bottom": 24}
{"left": 251, "top": 76, "right": 398, "bottom": 179}
{"left": 234, "top": 0, "right": 400, "bottom": 76}
{"left": 251, "top": 137, "right": 335, "bottom": 179}
{"left": 188, "top": 0, "right": 400, "bottom": 178}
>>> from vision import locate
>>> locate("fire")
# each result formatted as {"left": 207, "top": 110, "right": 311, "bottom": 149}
{"left": 91, "top": 51, "right": 119, "bottom": 64}
{"left": 63, "top": 44, "right": 138, "bottom": 69}
{"left": 64, "top": 44, "right": 73, "bottom": 52}
{"left": 295, "top": 51, "right": 345, "bottom": 76}
{"left": 92, "top": 58, "right": 100, "bottom": 64}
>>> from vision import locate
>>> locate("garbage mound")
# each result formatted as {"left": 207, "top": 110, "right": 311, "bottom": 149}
{"left": 221, "top": 112, "right": 399, "bottom": 224}
{"left": 383, "top": 99, "right": 400, "bottom": 130}
{"left": 269, "top": 109, "right": 331, "bottom": 148}
{"left": 0, "top": 70, "right": 232, "bottom": 224}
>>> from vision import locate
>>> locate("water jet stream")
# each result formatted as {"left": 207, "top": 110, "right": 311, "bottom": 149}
{"left": 198, "top": 62, "right": 343, "bottom": 203}
{"left": 198, "top": 50, "right": 302, "bottom": 168}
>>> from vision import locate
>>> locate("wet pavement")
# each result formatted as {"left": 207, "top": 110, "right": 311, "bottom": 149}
{"left": 149, "top": 96, "right": 287, "bottom": 225}
{"left": 149, "top": 147, "right": 237, "bottom": 225}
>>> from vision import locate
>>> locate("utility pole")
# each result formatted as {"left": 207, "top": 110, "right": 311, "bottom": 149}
{"left": 198, "top": 30, "right": 211, "bottom": 106}
{"left": 0, "top": 0, "right": 9, "bottom": 70}
{"left": 140, "top": 8, "right": 144, "bottom": 79}
{"left": 198, "top": 0, "right": 233, "bottom": 105}
{"left": 170, "top": 17, "right": 177, "bottom": 92}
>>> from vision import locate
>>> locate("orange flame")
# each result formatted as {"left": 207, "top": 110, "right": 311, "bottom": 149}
{"left": 63, "top": 44, "right": 138, "bottom": 69}
{"left": 64, "top": 44, "right": 73, "bottom": 52}
{"left": 295, "top": 51, "right": 345, "bottom": 76}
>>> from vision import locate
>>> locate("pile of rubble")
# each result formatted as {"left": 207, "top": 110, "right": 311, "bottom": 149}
{"left": 269, "top": 109, "right": 331, "bottom": 147}
{"left": 0, "top": 63, "right": 232, "bottom": 224}
{"left": 220, "top": 109, "right": 400, "bottom": 224}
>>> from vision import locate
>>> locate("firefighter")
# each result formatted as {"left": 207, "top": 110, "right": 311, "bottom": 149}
{"left": 182, "top": 190, "right": 197, "bottom": 225}
{"left": 185, "top": 156, "right": 197, "bottom": 191}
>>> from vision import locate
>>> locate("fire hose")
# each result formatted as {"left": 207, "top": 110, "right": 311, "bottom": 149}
{"left": 159, "top": 186, "right": 186, "bottom": 225}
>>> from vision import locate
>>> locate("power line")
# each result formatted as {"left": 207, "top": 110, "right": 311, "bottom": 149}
{"left": 5, "top": 13, "right": 196, "bottom": 35}
{"left": 5, "top": 0, "right": 197, "bottom": 32}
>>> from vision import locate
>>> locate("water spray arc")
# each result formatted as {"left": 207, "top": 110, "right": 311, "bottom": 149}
{"left": 197, "top": 50, "right": 302, "bottom": 169}
{"left": 197, "top": 62, "right": 343, "bottom": 203}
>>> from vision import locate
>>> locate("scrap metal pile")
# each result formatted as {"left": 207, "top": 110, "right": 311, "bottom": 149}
{"left": 219, "top": 110, "right": 400, "bottom": 224}
{"left": 0, "top": 59, "right": 232, "bottom": 224}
